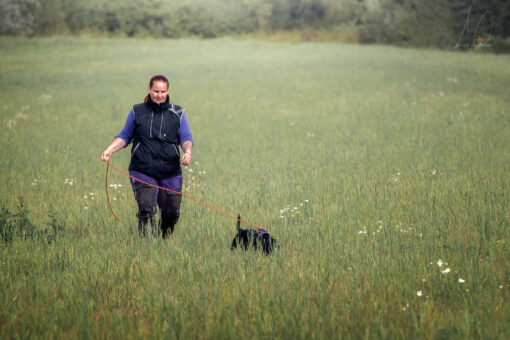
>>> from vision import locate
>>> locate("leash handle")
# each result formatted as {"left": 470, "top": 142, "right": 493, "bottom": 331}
{"left": 105, "top": 161, "right": 120, "bottom": 221}
{"left": 105, "top": 160, "right": 262, "bottom": 229}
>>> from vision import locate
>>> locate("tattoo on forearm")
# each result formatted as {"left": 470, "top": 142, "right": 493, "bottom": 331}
{"left": 182, "top": 140, "right": 192, "bottom": 154}
{"left": 110, "top": 139, "right": 125, "bottom": 152}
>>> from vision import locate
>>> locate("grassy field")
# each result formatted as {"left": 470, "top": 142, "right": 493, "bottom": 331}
{"left": 0, "top": 36, "right": 509, "bottom": 339}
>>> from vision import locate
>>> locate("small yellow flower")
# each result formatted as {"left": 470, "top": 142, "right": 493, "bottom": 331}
{"left": 417, "top": 291, "right": 423, "bottom": 297}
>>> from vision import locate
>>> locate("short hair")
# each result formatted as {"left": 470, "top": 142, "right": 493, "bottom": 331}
{"left": 149, "top": 74, "right": 169, "bottom": 89}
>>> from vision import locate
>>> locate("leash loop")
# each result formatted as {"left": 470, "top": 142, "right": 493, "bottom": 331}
{"left": 105, "top": 161, "right": 120, "bottom": 221}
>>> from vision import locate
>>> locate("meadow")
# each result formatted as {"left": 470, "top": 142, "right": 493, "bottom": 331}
{"left": 0, "top": 36, "right": 509, "bottom": 339}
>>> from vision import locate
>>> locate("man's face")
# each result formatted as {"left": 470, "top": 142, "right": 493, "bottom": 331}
{"left": 149, "top": 80, "right": 169, "bottom": 103}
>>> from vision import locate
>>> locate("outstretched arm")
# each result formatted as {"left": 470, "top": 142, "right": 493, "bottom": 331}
{"left": 181, "top": 140, "right": 192, "bottom": 165}
{"left": 101, "top": 138, "right": 126, "bottom": 162}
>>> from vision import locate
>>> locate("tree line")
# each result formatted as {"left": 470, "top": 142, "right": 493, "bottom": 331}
{"left": 1, "top": 0, "right": 509, "bottom": 51}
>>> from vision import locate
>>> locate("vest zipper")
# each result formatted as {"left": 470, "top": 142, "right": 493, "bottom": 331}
{"left": 159, "top": 112, "right": 164, "bottom": 138}
{"left": 132, "top": 142, "right": 140, "bottom": 154}
{"left": 149, "top": 112, "right": 154, "bottom": 137}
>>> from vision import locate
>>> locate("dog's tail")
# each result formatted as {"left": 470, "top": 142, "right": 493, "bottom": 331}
{"left": 237, "top": 214, "right": 241, "bottom": 232}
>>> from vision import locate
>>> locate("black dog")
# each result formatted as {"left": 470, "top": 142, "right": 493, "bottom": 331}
{"left": 231, "top": 214, "right": 277, "bottom": 255}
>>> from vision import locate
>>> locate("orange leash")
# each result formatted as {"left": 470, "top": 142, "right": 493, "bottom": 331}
{"left": 105, "top": 160, "right": 262, "bottom": 229}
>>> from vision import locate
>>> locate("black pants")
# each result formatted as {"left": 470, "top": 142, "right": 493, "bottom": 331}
{"left": 130, "top": 173, "right": 183, "bottom": 238}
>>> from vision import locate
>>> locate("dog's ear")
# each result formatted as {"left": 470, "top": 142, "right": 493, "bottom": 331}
{"left": 236, "top": 214, "right": 241, "bottom": 231}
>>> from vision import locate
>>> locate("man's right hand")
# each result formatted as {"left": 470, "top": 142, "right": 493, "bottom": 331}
{"left": 101, "top": 149, "right": 112, "bottom": 162}
{"left": 101, "top": 138, "right": 126, "bottom": 162}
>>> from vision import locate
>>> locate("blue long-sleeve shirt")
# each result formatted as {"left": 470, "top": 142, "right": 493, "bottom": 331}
{"left": 116, "top": 109, "right": 194, "bottom": 148}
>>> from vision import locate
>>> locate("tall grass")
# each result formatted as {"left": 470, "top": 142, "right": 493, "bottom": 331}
{"left": 0, "top": 36, "right": 509, "bottom": 338}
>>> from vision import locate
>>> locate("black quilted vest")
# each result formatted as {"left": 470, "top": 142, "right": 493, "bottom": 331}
{"left": 128, "top": 96, "right": 184, "bottom": 179}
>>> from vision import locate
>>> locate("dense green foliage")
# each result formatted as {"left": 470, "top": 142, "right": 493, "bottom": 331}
{"left": 1, "top": 0, "right": 510, "bottom": 50}
{"left": 0, "top": 36, "right": 509, "bottom": 338}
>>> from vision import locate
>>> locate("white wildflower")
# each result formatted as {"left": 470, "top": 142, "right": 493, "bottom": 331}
{"left": 458, "top": 278, "right": 465, "bottom": 283}
{"left": 417, "top": 291, "right": 423, "bottom": 297}
{"left": 38, "top": 94, "right": 52, "bottom": 103}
